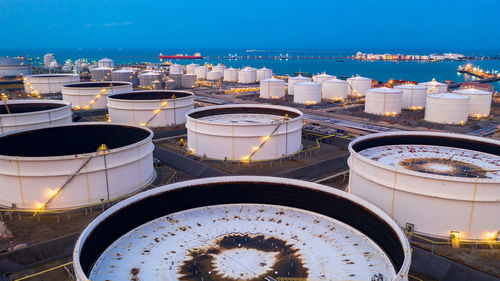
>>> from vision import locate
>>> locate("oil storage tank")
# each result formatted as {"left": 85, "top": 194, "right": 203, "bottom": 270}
{"left": 206, "top": 70, "right": 221, "bottom": 81}
{"left": 0, "top": 123, "right": 154, "bottom": 209}
{"left": 186, "top": 104, "right": 303, "bottom": 161}
{"left": 238, "top": 68, "right": 257, "bottom": 84}
{"left": 294, "top": 81, "right": 322, "bottom": 104}
{"left": 0, "top": 57, "right": 31, "bottom": 77}
{"left": 312, "top": 73, "right": 334, "bottom": 84}
{"left": 73, "top": 176, "right": 411, "bottom": 281}
{"left": 322, "top": 78, "right": 348, "bottom": 100}
{"left": 62, "top": 81, "right": 133, "bottom": 110}
{"left": 365, "top": 87, "right": 403, "bottom": 115}
{"left": 347, "top": 75, "right": 372, "bottom": 97}
{"left": 452, "top": 88, "right": 492, "bottom": 117}
{"left": 394, "top": 84, "right": 427, "bottom": 109}
{"left": 194, "top": 65, "right": 209, "bottom": 80}
{"left": 186, "top": 63, "right": 199, "bottom": 74}
{"left": 97, "top": 58, "right": 114, "bottom": 69}
{"left": 140, "top": 72, "right": 163, "bottom": 89}
{"left": 169, "top": 64, "right": 183, "bottom": 74}
{"left": 0, "top": 99, "right": 72, "bottom": 134}
{"left": 424, "top": 93, "right": 469, "bottom": 124}
{"left": 24, "top": 74, "right": 80, "bottom": 95}
{"left": 91, "top": 67, "right": 112, "bottom": 81}
{"left": 259, "top": 78, "right": 285, "bottom": 99}
{"left": 418, "top": 78, "right": 448, "bottom": 95}
{"left": 111, "top": 69, "right": 139, "bottom": 85}
{"left": 223, "top": 67, "right": 239, "bottom": 82}
{"left": 181, "top": 74, "right": 197, "bottom": 88}
{"left": 348, "top": 131, "right": 500, "bottom": 240}
{"left": 212, "top": 63, "right": 226, "bottom": 76}
{"left": 287, "top": 75, "right": 311, "bottom": 96}
{"left": 107, "top": 90, "right": 195, "bottom": 127}
{"left": 256, "top": 67, "right": 272, "bottom": 81}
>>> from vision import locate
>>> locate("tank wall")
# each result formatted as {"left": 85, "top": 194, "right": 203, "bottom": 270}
{"left": 223, "top": 69, "right": 238, "bottom": 82}
{"left": 463, "top": 94, "right": 492, "bottom": 116}
{"left": 256, "top": 69, "right": 272, "bottom": 81}
{"left": 0, "top": 103, "right": 72, "bottom": 134}
{"left": 1, "top": 65, "right": 31, "bottom": 77}
{"left": 398, "top": 87, "right": 427, "bottom": 109}
{"left": 347, "top": 79, "right": 371, "bottom": 96}
{"left": 322, "top": 81, "right": 348, "bottom": 100}
{"left": 294, "top": 84, "right": 322, "bottom": 104}
{"left": 259, "top": 81, "right": 285, "bottom": 99}
{"left": 24, "top": 75, "right": 80, "bottom": 94}
{"left": 62, "top": 84, "right": 133, "bottom": 109}
{"left": 424, "top": 98, "right": 469, "bottom": 124}
{"left": 365, "top": 92, "right": 402, "bottom": 115}
{"left": 288, "top": 77, "right": 312, "bottom": 96}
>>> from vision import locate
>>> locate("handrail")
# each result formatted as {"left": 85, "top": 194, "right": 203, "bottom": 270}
{"left": 14, "top": 262, "right": 73, "bottom": 281}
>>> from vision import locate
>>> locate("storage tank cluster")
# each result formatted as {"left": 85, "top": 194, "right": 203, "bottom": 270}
{"left": 73, "top": 176, "right": 411, "bottom": 281}
{"left": 424, "top": 93, "right": 469, "bottom": 124}
{"left": 259, "top": 78, "right": 285, "bottom": 99}
{"left": 287, "top": 75, "right": 312, "bottom": 96}
{"left": 0, "top": 123, "right": 154, "bottom": 210}
{"left": 394, "top": 84, "right": 427, "bottom": 109}
{"left": 24, "top": 74, "right": 80, "bottom": 95}
{"left": 62, "top": 81, "right": 133, "bottom": 110}
{"left": 0, "top": 99, "right": 72, "bottom": 134}
{"left": 347, "top": 75, "right": 372, "bottom": 97}
{"left": 238, "top": 67, "right": 257, "bottom": 84}
{"left": 294, "top": 81, "right": 322, "bottom": 104}
{"left": 419, "top": 78, "right": 448, "bottom": 94}
{"left": 321, "top": 77, "right": 348, "bottom": 100}
{"left": 107, "top": 90, "right": 195, "bottom": 127}
{"left": 364, "top": 87, "right": 403, "bottom": 115}
{"left": 0, "top": 57, "right": 31, "bottom": 77}
{"left": 186, "top": 104, "right": 303, "bottom": 161}
{"left": 348, "top": 131, "right": 500, "bottom": 240}
{"left": 452, "top": 88, "right": 492, "bottom": 117}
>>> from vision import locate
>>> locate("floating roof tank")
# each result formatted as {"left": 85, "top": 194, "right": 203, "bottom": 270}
{"left": 424, "top": 93, "right": 469, "bottom": 124}
{"left": 347, "top": 75, "right": 372, "bottom": 97}
{"left": 294, "top": 81, "right": 322, "bottom": 104}
{"left": 62, "top": 81, "right": 133, "bottom": 110}
{"left": 24, "top": 74, "right": 80, "bottom": 95}
{"left": 259, "top": 78, "right": 285, "bottom": 99}
{"left": 452, "top": 88, "right": 492, "bottom": 117}
{"left": 0, "top": 123, "right": 154, "bottom": 209}
{"left": 186, "top": 104, "right": 303, "bottom": 161}
{"left": 287, "top": 75, "right": 312, "bottom": 96}
{"left": 0, "top": 57, "right": 31, "bottom": 77}
{"left": 348, "top": 131, "right": 500, "bottom": 240}
{"left": 394, "top": 84, "right": 427, "bottom": 109}
{"left": 365, "top": 87, "right": 403, "bottom": 115}
{"left": 107, "top": 90, "right": 195, "bottom": 127}
{"left": 73, "top": 176, "right": 411, "bottom": 281}
{"left": 321, "top": 78, "right": 348, "bottom": 100}
{"left": 0, "top": 99, "right": 72, "bottom": 134}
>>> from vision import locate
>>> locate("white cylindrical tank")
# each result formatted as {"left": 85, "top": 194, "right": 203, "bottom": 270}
{"left": 107, "top": 90, "right": 195, "bottom": 127}
{"left": 312, "top": 73, "right": 334, "bottom": 84}
{"left": 394, "top": 84, "right": 427, "bottom": 109}
{"left": 452, "top": 88, "right": 492, "bottom": 117}
{"left": 287, "top": 75, "right": 312, "bottom": 96}
{"left": 206, "top": 71, "right": 221, "bottom": 81}
{"left": 212, "top": 64, "right": 226, "bottom": 76}
{"left": 181, "top": 74, "right": 197, "bottom": 88}
{"left": 321, "top": 78, "right": 348, "bottom": 100}
{"left": 365, "top": 87, "right": 403, "bottom": 115}
{"left": 223, "top": 67, "right": 238, "bottom": 82}
{"left": 347, "top": 76, "right": 372, "bottom": 97}
{"left": 425, "top": 93, "right": 469, "bottom": 124}
{"left": 259, "top": 78, "right": 285, "bottom": 99}
{"left": 238, "top": 68, "right": 257, "bottom": 84}
{"left": 73, "top": 176, "right": 411, "bottom": 281}
{"left": 24, "top": 74, "right": 80, "bottom": 95}
{"left": 418, "top": 78, "right": 448, "bottom": 94}
{"left": 186, "top": 104, "right": 303, "bottom": 161}
{"left": 0, "top": 123, "right": 154, "bottom": 210}
{"left": 0, "top": 99, "right": 72, "bottom": 134}
{"left": 348, "top": 131, "right": 500, "bottom": 240}
{"left": 194, "top": 66, "right": 209, "bottom": 80}
{"left": 186, "top": 63, "right": 199, "bottom": 74}
{"left": 0, "top": 57, "right": 31, "bottom": 77}
{"left": 111, "top": 69, "right": 139, "bottom": 85}
{"left": 43, "top": 54, "right": 55, "bottom": 68}
{"left": 98, "top": 58, "right": 114, "bottom": 69}
{"left": 62, "top": 81, "right": 133, "bottom": 110}
{"left": 294, "top": 82, "right": 322, "bottom": 104}
{"left": 169, "top": 73, "right": 183, "bottom": 88}
{"left": 91, "top": 67, "right": 112, "bottom": 81}
{"left": 169, "top": 64, "right": 183, "bottom": 74}
{"left": 256, "top": 67, "right": 272, "bottom": 81}
{"left": 140, "top": 72, "right": 163, "bottom": 88}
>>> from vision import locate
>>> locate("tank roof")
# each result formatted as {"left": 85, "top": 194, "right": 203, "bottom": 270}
{"left": 394, "top": 84, "right": 426, "bottom": 90}
{"left": 367, "top": 87, "right": 402, "bottom": 94}
{"left": 427, "top": 92, "right": 469, "bottom": 100}
{"left": 453, "top": 88, "right": 492, "bottom": 95}
{"left": 0, "top": 100, "right": 68, "bottom": 115}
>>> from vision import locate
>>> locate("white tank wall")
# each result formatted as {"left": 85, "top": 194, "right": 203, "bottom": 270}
{"left": 182, "top": 74, "right": 197, "bottom": 88}
{"left": 194, "top": 66, "right": 209, "bottom": 80}
{"left": 212, "top": 65, "right": 226, "bottom": 77}
{"left": 24, "top": 74, "right": 80, "bottom": 94}
{"left": 238, "top": 69, "right": 256, "bottom": 84}
{"left": 186, "top": 64, "right": 199, "bottom": 74}
{"left": 206, "top": 71, "right": 221, "bottom": 81}
{"left": 418, "top": 79, "right": 448, "bottom": 94}
{"left": 186, "top": 105, "right": 303, "bottom": 161}
{"left": 425, "top": 93, "right": 469, "bottom": 124}
{"left": 140, "top": 72, "right": 163, "bottom": 88}
{"left": 348, "top": 132, "right": 500, "bottom": 240}
{"left": 394, "top": 85, "right": 427, "bottom": 109}
{"left": 294, "top": 82, "right": 322, "bottom": 104}
{"left": 453, "top": 89, "right": 492, "bottom": 117}
{"left": 322, "top": 79, "right": 348, "bottom": 100}
{"left": 0, "top": 100, "right": 72, "bottom": 134}
{"left": 312, "top": 73, "right": 334, "bottom": 84}
{"left": 0, "top": 123, "right": 154, "bottom": 209}
{"left": 62, "top": 82, "right": 133, "bottom": 109}
{"left": 259, "top": 78, "right": 285, "bottom": 99}
{"left": 111, "top": 70, "right": 139, "bottom": 85}
{"left": 0, "top": 65, "right": 31, "bottom": 77}
{"left": 91, "top": 68, "right": 112, "bottom": 81}
{"left": 287, "top": 76, "right": 312, "bottom": 96}
{"left": 365, "top": 87, "right": 403, "bottom": 115}
{"left": 256, "top": 67, "right": 272, "bottom": 81}
{"left": 223, "top": 68, "right": 238, "bottom": 82}
{"left": 347, "top": 76, "right": 372, "bottom": 97}
{"left": 107, "top": 91, "right": 195, "bottom": 127}
{"left": 98, "top": 58, "right": 114, "bottom": 69}
{"left": 169, "top": 64, "right": 183, "bottom": 74}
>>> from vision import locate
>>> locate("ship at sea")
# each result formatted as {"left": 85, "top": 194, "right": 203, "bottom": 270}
{"left": 159, "top": 52, "right": 203, "bottom": 60}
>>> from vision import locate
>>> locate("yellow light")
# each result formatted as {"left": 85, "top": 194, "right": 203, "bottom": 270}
{"left": 241, "top": 155, "right": 250, "bottom": 161}
{"left": 162, "top": 101, "right": 168, "bottom": 106}
{"left": 154, "top": 109, "right": 161, "bottom": 114}
{"left": 35, "top": 202, "right": 44, "bottom": 209}
{"left": 488, "top": 232, "right": 498, "bottom": 240}
{"left": 262, "top": 136, "right": 270, "bottom": 141}
{"left": 451, "top": 231, "right": 460, "bottom": 240}
{"left": 46, "top": 189, "right": 58, "bottom": 197}
{"left": 139, "top": 122, "right": 147, "bottom": 126}
{"left": 252, "top": 146, "right": 259, "bottom": 151}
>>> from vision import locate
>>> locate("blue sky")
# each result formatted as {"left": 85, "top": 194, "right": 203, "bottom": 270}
{"left": 1, "top": 0, "right": 499, "bottom": 51}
